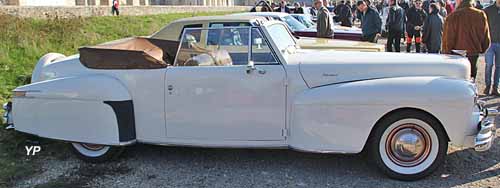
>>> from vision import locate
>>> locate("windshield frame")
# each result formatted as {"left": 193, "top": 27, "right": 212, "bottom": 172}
{"left": 259, "top": 21, "right": 298, "bottom": 65}
{"left": 281, "top": 15, "right": 309, "bottom": 31}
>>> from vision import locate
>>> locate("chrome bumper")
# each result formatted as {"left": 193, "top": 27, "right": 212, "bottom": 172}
{"left": 474, "top": 102, "right": 497, "bottom": 152}
{"left": 2, "top": 102, "right": 14, "bottom": 130}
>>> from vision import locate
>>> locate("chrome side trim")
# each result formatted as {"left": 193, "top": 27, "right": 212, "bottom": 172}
{"left": 118, "top": 139, "right": 137, "bottom": 146}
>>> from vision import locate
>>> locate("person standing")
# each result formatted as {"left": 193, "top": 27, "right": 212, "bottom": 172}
{"left": 334, "top": 0, "right": 345, "bottom": 14}
{"left": 443, "top": 0, "right": 491, "bottom": 81}
{"left": 314, "top": 0, "right": 335, "bottom": 38}
{"left": 483, "top": 0, "right": 500, "bottom": 95}
{"left": 293, "top": 2, "right": 304, "bottom": 13}
{"left": 437, "top": 0, "right": 448, "bottom": 16}
{"left": 422, "top": 3, "right": 444, "bottom": 53}
{"left": 445, "top": 0, "right": 455, "bottom": 13}
{"left": 386, "top": 0, "right": 405, "bottom": 52}
{"left": 423, "top": 0, "right": 435, "bottom": 14}
{"left": 357, "top": 0, "right": 382, "bottom": 42}
{"left": 112, "top": 0, "right": 119, "bottom": 16}
{"left": 336, "top": 0, "right": 354, "bottom": 26}
{"left": 346, "top": 0, "right": 354, "bottom": 11}
{"left": 399, "top": 0, "right": 410, "bottom": 10}
{"left": 376, "top": 0, "right": 384, "bottom": 12}
{"left": 275, "top": 0, "right": 291, "bottom": 13}
{"left": 310, "top": 5, "right": 318, "bottom": 16}
{"left": 406, "top": 0, "right": 427, "bottom": 52}
{"left": 475, "top": 0, "right": 483, "bottom": 9}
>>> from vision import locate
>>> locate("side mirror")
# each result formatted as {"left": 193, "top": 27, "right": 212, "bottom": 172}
{"left": 247, "top": 61, "right": 256, "bottom": 74}
{"left": 246, "top": 61, "right": 266, "bottom": 74}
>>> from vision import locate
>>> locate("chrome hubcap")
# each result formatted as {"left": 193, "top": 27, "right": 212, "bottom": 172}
{"left": 81, "top": 143, "right": 105, "bottom": 151}
{"left": 386, "top": 124, "right": 431, "bottom": 167}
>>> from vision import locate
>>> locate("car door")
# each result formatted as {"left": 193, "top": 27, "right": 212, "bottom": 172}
{"left": 165, "top": 27, "right": 287, "bottom": 141}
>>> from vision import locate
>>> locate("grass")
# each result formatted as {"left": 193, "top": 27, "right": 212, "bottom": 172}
{"left": 0, "top": 11, "right": 235, "bottom": 187}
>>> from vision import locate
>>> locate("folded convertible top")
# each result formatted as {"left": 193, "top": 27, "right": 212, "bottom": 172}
{"left": 79, "top": 37, "right": 178, "bottom": 69}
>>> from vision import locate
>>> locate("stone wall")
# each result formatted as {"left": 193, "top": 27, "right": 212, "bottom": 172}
{"left": 0, "top": 5, "right": 251, "bottom": 18}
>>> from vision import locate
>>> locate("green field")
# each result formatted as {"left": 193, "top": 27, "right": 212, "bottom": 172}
{"left": 0, "top": 11, "right": 233, "bottom": 187}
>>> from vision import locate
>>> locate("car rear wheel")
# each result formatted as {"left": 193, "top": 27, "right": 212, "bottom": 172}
{"left": 71, "top": 142, "right": 124, "bottom": 163}
{"left": 369, "top": 110, "right": 448, "bottom": 181}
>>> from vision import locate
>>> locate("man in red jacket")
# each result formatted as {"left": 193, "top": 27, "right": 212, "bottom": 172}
{"left": 112, "top": 0, "right": 120, "bottom": 16}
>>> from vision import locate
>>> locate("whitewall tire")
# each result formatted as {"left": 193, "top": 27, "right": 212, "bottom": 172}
{"left": 369, "top": 110, "right": 448, "bottom": 181}
{"left": 71, "top": 143, "right": 124, "bottom": 163}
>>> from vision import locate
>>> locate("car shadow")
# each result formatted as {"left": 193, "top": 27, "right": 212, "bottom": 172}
{"left": 116, "top": 138, "right": 499, "bottom": 187}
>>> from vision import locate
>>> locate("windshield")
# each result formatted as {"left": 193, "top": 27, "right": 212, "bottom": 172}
{"left": 267, "top": 24, "right": 296, "bottom": 53}
{"left": 282, "top": 15, "right": 308, "bottom": 31}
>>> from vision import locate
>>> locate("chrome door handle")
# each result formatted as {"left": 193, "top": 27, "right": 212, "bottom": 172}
{"left": 257, "top": 69, "right": 266, "bottom": 74}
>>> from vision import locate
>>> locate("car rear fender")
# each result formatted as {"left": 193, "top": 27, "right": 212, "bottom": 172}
{"left": 12, "top": 74, "right": 135, "bottom": 146}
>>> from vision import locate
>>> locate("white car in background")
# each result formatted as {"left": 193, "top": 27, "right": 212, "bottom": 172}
{"left": 234, "top": 12, "right": 364, "bottom": 41}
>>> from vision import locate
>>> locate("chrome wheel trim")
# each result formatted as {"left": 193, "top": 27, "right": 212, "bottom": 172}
{"left": 385, "top": 124, "right": 432, "bottom": 167}
{"left": 379, "top": 119, "right": 439, "bottom": 175}
{"left": 72, "top": 143, "right": 111, "bottom": 157}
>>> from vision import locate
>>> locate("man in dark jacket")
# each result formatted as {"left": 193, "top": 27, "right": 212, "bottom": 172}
{"left": 443, "top": 0, "right": 491, "bottom": 81}
{"left": 422, "top": 3, "right": 444, "bottom": 53}
{"left": 357, "top": 0, "right": 382, "bottom": 42}
{"left": 334, "top": 0, "right": 345, "bottom": 14}
{"left": 386, "top": 0, "right": 405, "bottom": 52}
{"left": 423, "top": 0, "right": 436, "bottom": 14}
{"left": 406, "top": 0, "right": 427, "bottom": 52}
{"left": 314, "top": 0, "right": 335, "bottom": 38}
{"left": 483, "top": 0, "right": 500, "bottom": 95}
{"left": 275, "top": 0, "right": 291, "bottom": 13}
{"left": 335, "top": 0, "right": 354, "bottom": 26}
{"left": 399, "top": 0, "right": 410, "bottom": 10}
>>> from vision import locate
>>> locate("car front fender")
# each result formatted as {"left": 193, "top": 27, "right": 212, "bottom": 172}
{"left": 288, "top": 76, "right": 476, "bottom": 153}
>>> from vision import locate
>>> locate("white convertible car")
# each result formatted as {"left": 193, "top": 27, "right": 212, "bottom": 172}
{"left": 2, "top": 19, "right": 496, "bottom": 181}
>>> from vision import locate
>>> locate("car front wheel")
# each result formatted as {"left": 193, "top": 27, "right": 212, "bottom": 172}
{"left": 70, "top": 142, "right": 124, "bottom": 163}
{"left": 369, "top": 110, "right": 448, "bottom": 181}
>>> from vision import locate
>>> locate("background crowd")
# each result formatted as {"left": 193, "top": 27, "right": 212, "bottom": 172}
{"left": 252, "top": 0, "right": 499, "bottom": 95}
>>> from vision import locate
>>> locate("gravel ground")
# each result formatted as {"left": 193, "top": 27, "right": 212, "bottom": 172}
{"left": 13, "top": 56, "right": 500, "bottom": 188}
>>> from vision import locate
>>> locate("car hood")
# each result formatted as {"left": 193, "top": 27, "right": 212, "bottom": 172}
{"left": 289, "top": 50, "right": 470, "bottom": 88}
{"left": 297, "top": 37, "right": 384, "bottom": 52}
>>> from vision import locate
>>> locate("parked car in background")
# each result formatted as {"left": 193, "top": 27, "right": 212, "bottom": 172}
{"left": 291, "top": 13, "right": 316, "bottom": 28}
{"left": 233, "top": 12, "right": 363, "bottom": 41}
{"left": 4, "top": 16, "right": 496, "bottom": 181}
{"left": 151, "top": 16, "right": 384, "bottom": 52}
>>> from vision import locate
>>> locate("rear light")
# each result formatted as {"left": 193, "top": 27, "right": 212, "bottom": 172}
{"left": 13, "top": 91, "right": 27, "bottom": 97}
